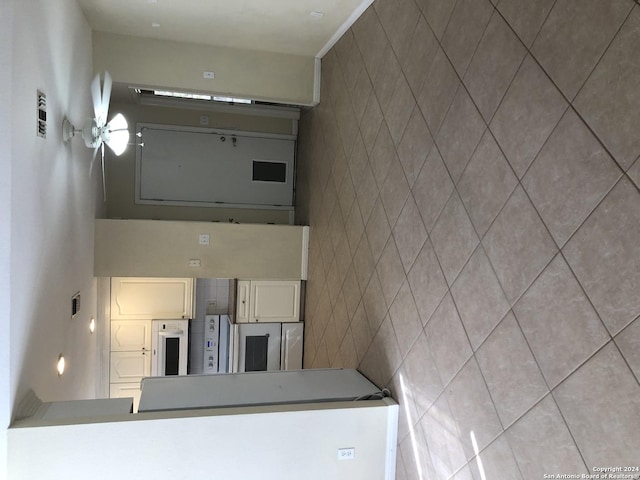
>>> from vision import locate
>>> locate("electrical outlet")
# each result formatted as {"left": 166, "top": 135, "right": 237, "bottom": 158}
{"left": 199, "top": 115, "right": 209, "bottom": 126}
{"left": 206, "top": 300, "right": 217, "bottom": 314}
{"left": 199, "top": 234, "right": 210, "bottom": 245}
{"left": 188, "top": 259, "right": 201, "bottom": 267}
{"left": 337, "top": 448, "right": 355, "bottom": 460}
{"left": 203, "top": 71, "right": 215, "bottom": 79}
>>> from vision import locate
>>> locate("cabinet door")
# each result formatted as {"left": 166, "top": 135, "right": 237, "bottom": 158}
{"left": 110, "top": 383, "right": 142, "bottom": 413}
{"left": 236, "top": 280, "right": 250, "bottom": 323}
{"left": 250, "top": 280, "right": 300, "bottom": 323}
{"left": 110, "top": 320, "right": 151, "bottom": 352}
{"left": 110, "top": 351, "right": 150, "bottom": 383}
{"left": 111, "top": 277, "right": 194, "bottom": 320}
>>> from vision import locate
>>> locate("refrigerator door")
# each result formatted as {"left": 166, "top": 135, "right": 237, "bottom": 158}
{"left": 281, "top": 323, "right": 303, "bottom": 370}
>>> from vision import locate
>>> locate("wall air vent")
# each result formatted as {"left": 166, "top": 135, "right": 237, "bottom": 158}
{"left": 72, "top": 292, "right": 81, "bottom": 318}
{"left": 37, "top": 90, "right": 46, "bottom": 138}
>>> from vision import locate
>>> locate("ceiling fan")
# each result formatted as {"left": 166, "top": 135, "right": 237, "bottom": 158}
{"left": 63, "top": 71, "right": 129, "bottom": 201}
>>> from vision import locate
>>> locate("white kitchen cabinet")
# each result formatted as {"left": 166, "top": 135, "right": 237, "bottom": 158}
{"left": 251, "top": 281, "right": 300, "bottom": 322}
{"left": 110, "top": 320, "right": 151, "bottom": 352}
{"left": 236, "top": 280, "right": 250, "bottom": 323}
{"left": 109, "top": 384, "right": 142, "bottom": 413}
{"left": 236, "top": 280, "right": 301, "bottom": 323}
{"left": 111, "top": 277, "right": 194, "bottom": 320}
{"left": 110, "top": 351, "right": 151, "bottom": 383}
{"left": 109, "top": 322, "right": 151, "bottom": 406}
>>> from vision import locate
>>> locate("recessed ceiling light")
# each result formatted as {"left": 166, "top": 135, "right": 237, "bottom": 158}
{"left": 56, "top": 355, "right": 66, "bottom": 376}
{"left": 310, "top": 11, "right": 324, "bottom": 18}
{"left": 152, "top": 22, "right": 161, "bottom": 28}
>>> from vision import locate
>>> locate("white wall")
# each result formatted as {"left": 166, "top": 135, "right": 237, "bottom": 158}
{"left": 0, "top": 0, "right": 14, "bottom": 473}
{"left": 93, "top": 31, "right": 317, "bottom": 106}
{"left": 94, "top": 219, "right": 308, "bottom": 280}
{"left": 9, "top": 0, "right": 101, "bottom": 424}
{"left": 8, "top": 401, "right": 398, "bottom": 480}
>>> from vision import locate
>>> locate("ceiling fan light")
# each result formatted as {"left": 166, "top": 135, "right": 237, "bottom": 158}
{"left": 106, "top": 129, "right": 129, "bottom": 156}
{"left": 107, "top": 112, "right": 128, "bottom": 131}
{"left": 105, "top": 113, "right": 130, "bottom": 156}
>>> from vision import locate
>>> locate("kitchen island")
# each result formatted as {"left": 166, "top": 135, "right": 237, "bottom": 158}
{"left": 9, "top": 369, "right": 399, "bottom": 480}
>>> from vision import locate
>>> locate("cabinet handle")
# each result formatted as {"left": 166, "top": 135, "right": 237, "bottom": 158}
{"left": 142, "top": 351, "right": 145, "bottom": 356}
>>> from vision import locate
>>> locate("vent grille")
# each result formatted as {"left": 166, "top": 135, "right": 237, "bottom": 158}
{"left": 37, "top": 90, "right": 46, "bottom": 138}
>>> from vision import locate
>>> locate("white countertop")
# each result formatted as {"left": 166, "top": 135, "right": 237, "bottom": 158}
{"left": 138, "top": 368, "right": 382, "bottom": 412}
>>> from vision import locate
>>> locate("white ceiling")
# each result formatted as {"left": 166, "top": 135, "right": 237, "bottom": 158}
{"left": 76, "top": 0, "right": 367, "bottom": 57}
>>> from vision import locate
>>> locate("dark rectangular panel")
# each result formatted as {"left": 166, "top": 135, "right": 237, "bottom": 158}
{"left": 245, "top": 336, "right": 269, "bottom": 372}
{"left": 164, "top": 337, "right": 180, "bottom": 376}
{"left": 253, "top": 160, "right": 287, "bottom": 183}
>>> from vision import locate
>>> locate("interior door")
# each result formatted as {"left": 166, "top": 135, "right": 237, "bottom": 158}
{"left": 137, "top": 125, "right": 296, "bottom": 208}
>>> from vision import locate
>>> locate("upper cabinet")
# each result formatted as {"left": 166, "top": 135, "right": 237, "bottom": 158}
{"left": 236, "top": 280, "right": 301, "bottom": 323}
{"left": 236, "top": 280, "right": 251, "bottom": 323}
{"left": 111, "top": 277, "right": 194, "bottom": 320}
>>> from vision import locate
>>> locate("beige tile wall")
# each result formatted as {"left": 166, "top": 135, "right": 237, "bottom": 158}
{"left": 296, "top": 0, "right": 640, "bottom": 477}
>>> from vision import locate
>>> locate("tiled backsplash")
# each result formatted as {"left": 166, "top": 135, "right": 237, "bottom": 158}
{"left": 195, "top": 278, "right": 231, "bottom": 317}
{"left": 190, "top": 278, "right": 232, "bottom": 374}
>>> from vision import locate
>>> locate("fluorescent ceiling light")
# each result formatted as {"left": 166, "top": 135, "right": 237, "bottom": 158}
{"left": 149, "top": 90, "right": 252, "bottom": 104}
{"left": 154, "top": 90, "right": 212, "bottom": 101}
{"left": 213, "top": 96, "right": 252, "bottom": 104}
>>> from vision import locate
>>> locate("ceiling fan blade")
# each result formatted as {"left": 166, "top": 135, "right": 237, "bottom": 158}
{"left": 101, "top": 71, "right": 113, "bottom": 125}
{"left": 101, "top": 143, "right": 107, "bottom": 203}
{"left": 89, "top": 144, "right": 100, "bottom": 177}
{"left": 90, "top": 73, "right": 104, "bottom": 124}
